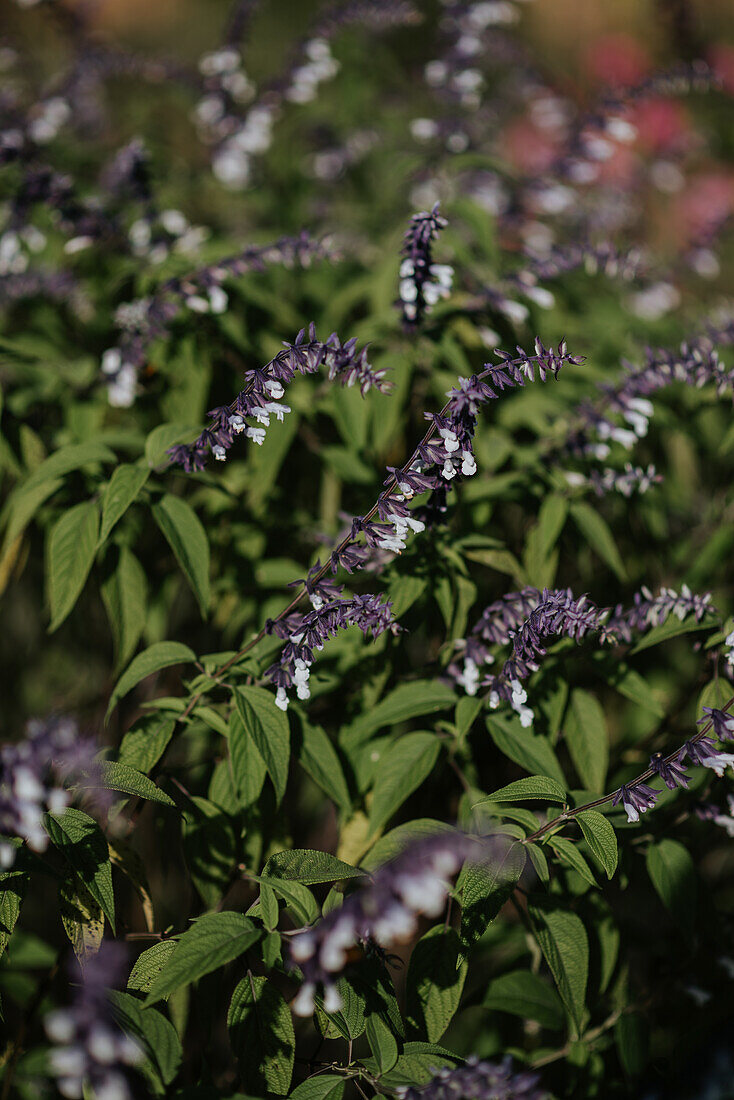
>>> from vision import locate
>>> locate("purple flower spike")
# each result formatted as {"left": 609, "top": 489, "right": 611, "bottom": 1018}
{"left": 612, "top": 782, "right": 658, "bottom": 823}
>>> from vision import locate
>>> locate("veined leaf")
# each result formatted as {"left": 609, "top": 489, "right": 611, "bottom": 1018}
{"left": 44, "top": 809, "right": 115, "bottom": 932}
{"left": 577, "top": 810, "right": 618, "bottom": 879}
{"left": 144, "top": 912, "right": 260, "bottom": 1005}
{"left": 529, "top": 904, "right": 589, "bottom": 1037}
{"left": 369, "top": 733, "right": 440, "bottom": 834}
{"left": 227, "top": 975, "right": 295, "bottom": 1095}
{"left": 476, "top": 776, "right": 566, "bottom": 804}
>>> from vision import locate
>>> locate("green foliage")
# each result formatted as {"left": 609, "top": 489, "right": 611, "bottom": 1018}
{"left": 1, "top": 1, "right": 733, "bottom": 1096}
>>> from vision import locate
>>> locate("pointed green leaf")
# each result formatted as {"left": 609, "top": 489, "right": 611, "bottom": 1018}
{"left": 477, "top": 776, "right": 566, "bottom": 804}
{"left": 152, "top": 494, "right": 210, "bottom": 617}
{"left": 370, "top": 733, "right": 440, "bottom": 834}
{"left": 227, "top": 975, "right": 295, "bottom": 1095}
{"left": 106, "top": 641, "right": 195, "bottom": 721}
{"left": 565, "top": 689, "right": 608, "bottom": 793}
{"left": 529, "top": 905, "right": 589, "bottom": 1037}
{"left": 46, "top": 500, "right": 99, "bottom": 631}
{"left": 577, "top": 810, "right": 618, "bottom": 879}
{"left": 144, "top": 912, "right": 260, "bottom": 1005}
{"left": 100, "top": 464, "right": 149, "bottom": 543}
{"left": 44, "top": 809, "right": 115, "bottom": 933}
{"left": 234, "top": 685, "right": 290, "bottom": 805}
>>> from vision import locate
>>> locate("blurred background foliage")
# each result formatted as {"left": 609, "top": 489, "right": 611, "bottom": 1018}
{"left": 1, "top": 0, "right": 734, "bottom": 1096}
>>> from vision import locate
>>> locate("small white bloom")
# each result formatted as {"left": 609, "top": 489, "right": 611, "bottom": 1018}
{"left": 275, "top": 686, "right": 289, "bottom": 711}
{"left": 292, "top": 982, "right": 316, "bottom": 1017}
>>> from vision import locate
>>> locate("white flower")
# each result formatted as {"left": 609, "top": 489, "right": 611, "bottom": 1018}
{"left": 208, "top": 286, "right": 228, "bottom": 314}
{"left": 292, "top": 982, "right": 316, "bottom": 1017}
{"left": 245, "top": 427, "right": 267, "bottom": 445}
{"left": 274, "top": 686, "right": 289, "bottom": 711}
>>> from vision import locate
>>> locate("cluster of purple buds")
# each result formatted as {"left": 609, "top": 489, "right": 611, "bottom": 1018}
{"left": 519, "top": 240, "right": 647, "bottom": 284}
{"left": 396, "top": 1056, "right": 546, "bottom": 1100}
{"left": 605, "top": 584, "right": 713, "bottom": 643}
{"left": 266, "top": 593, "right": 398, "bottom": 711}
{"left": 0, "top": 717, "right": 97, "bottom": 868}
{"left": 102, "top": 233, "right": 333, "bottom": 407}
{"left": 567, "top": 323, "right": 734, "bottom": 459}
{"left": 564, "top": 463, "right": 661, "bottom": 498}
{"left": 168, "top": 324, "right": 387, "bottom": 473}
{"left": 449, "top": 584, "right": 715, "bottom": 723}
{"left": 613, "top": 707, "right": 734, "bottom": 824}
{"left": 398, "top": 203, "right": 453, "bottom": 326}
{"left": 288, "top": 832, "right": 480, "bottom": 1015}
{"left": 45, "top": 944, "right": 142, "bottom": 1100}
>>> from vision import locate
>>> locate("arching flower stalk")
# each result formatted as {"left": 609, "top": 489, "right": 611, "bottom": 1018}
{"left": 167, "top": 324, "right": 386, "bottom": 473}
{"left": 103, "top": 233, "right": 334, "bottom": 407}
{"left": 449, "top": 585, "right": 716, "bottom": 725}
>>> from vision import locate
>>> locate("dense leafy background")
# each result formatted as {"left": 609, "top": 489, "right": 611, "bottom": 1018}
{"left": 1, "top": 1, "right": 734, "bottom": 1098}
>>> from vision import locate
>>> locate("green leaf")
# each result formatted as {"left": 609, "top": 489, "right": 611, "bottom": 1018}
{"left": 570, "top": 501, "right": 627, "bottom": 581}
{"left": 144, "top": 422, "right": 198, "bottom": 468}
{"left": 59, "top": 878, "right": 104, "bottom": 964}
{"left": 596, "top": 660, "right": 665, "bottom": 716}
{"left": 646, "top": 839, "right": 697, "bottom": 934}
{"left": 529, "top": 905, "right": 589, "bottom": 1037}
{"left": 523, "top": 495, "right": 568, "bottom": 587}
{"left": 247, "top": 874, "right": 319, "bottom": 925}
{"left": 483, "top": 969, "right": 564, "bottom": 1030}
{"left": 565, "top": 689, "right": 608, "bottom": 793}
{"left": 144, "top": 912, "right": 260, "bottom": 1005}
{"left": 459, "top": 838, "right": 526, "bottom": 950}
{"left": 615, "top": 1012, "right": 649, "bottom": 1077}
{"left": 340, "top": 681, "right": 456, "bottom": 750}
{"left": 106, "top": 641, "right": 195, "bottom": 721}
{"left": 262, "top": 850, "right": 364, "bottom": 885}
{"left": 44, "top": 809, "right": 115, "bottom": 932}
{"left": 630, "top": 614, "right": 713, "bottom": 654}
{"left": 152, "top": 493, "right": 210, "bottom": 617}
{"left": 406, "top": 927, "right": 467, "bottom": 1042}
{"left": 297, "top": 719, "right": 351, "bottom": 812}
{"left": 477, "top": 776, "right": 566, "bottom": 804}
{"left": 486, "top": 715, "right": 565, "bottom": 786}
{"left": 108, "top": 990, "right": 182, "bottom": 1088}
{"left": 46, "top": 500, "right": 99, "bottom": 631}
{"left": 315, "top": 976, "right": 367, "bottom": 1040}
{"left": 100, "top": 546, "right": 148, "bottom": 671}
{"left": 228, "top": 707, "right": 267, "bottom": 807}
{"left": 0, "top": 859, "right": 29, "bottom": 962}
{"left": 181, "top": 797, "right": 237, "bottom": 909}
{"left": 547, "top": 836, "right": 597, "bottom": 887}
{"left": 369, "top": 733, "right": 440, "bottom": 834}
{"left": 91, "top": 761, "right": 175, "bottom": 806}
{"left": 290, "top": 1077, "right": 345, "bottom": 1100}
{"left": 100, "top": 464, "right": 149, "bottom": 542}
{"left": 0, "top": 477, "right": 62, "bottom": 555}
{"left": 365, "top": 1013, "right": 399, "bottom": 1075}
{"left": 227, "top": 975, "right": 295, "bottom": 1095}
{"left": 118, "top": 715, "right": 175, "bottom": 774}
{"left": 234, "top": 686, "right": 290, "bottom": 805}
{"left": 127, "top": 941, "right": 178, "bottom": 993}
{"left": 20, "top": 441, "right": 116, "bottom": 490}
{"left": 577, "top": 811, "right": 618, "bottom": 879}
{"left": 378, "top": 1042, "right": 461, "bottom": 1090}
